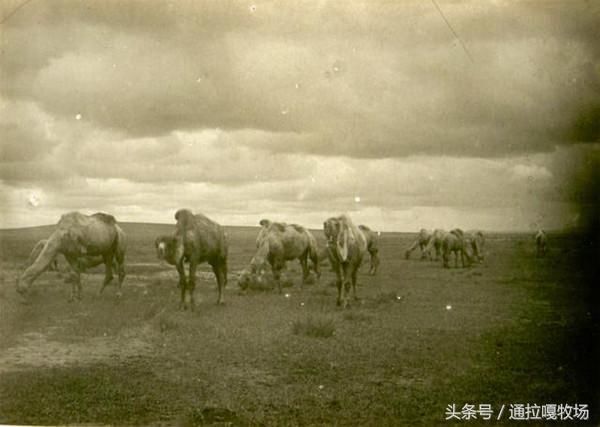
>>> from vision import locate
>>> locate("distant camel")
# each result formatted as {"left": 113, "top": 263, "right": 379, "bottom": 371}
{"left": 17, "top": 212, "right": 126, "bottom": 301}
{"left": 405, "top": 229, "right": 432, "bottom": 260}
{"left": 358, "top": 224, "right": 380, "bottom": 275}
{"left": 168, "top": 209, "right": 228, "bottom": 310}
{"left": 324, "top": 214, "right": 367, "bottom": 308}
{"left": 442, "top": 229, "right": 472, "bottom": 268}
{"left": 466, "top": 230, "right": 485, "bottom": 263}
{"left": 535, "top": 230, "right": 548, "bottom": 257}
{"left": 239, "top": 220, "right": 320, "bottom": 293}
{"left": 422, "top": 229, "right": 447, "bottom": 261}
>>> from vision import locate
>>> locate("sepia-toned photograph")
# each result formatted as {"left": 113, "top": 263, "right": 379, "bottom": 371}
{"left": 0, "top": 0, "right": 598, "bottom": 425}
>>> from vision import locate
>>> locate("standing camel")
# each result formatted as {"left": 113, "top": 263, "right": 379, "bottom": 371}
{"left": 17, "top": 212, "right": 126, "bottom": 301}
{"left": 168, "top": 209, "right": 228, "bottom": 310}
{"left": 324, "top": 214, "right": 368, "bottom": 308}
{"left": 442, "top": 229, "right": 472, "bottom": 268}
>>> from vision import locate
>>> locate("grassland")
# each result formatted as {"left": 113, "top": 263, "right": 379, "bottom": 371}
{"left": 0, "top": 223, "right": 597, "bottom": 425}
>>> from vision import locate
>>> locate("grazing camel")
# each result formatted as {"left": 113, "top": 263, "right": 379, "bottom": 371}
{"left": 422, "top": 229, "right": 447, "bottom": 261}
{"left": 17, "top": 212, "right": 126, "bottom": 301}
{"left": 442, "top": 229, "right": 472, "bottom": 268}
{"left": 169, "top": 209, "right": 228, "bottom": 310}
{"left": 404, "top": 229, "right": 432, "bottom": 260}
{"left": 358, "top": 224, "right": 380, "bottom": 275}
{"left": 535, "top": 230, "right": 548, "bottom": 257}
{"left": 239, "top": 220, "right": 320, "bottom": 293}
{"left": 324, "top": 214, "right": 368, "bottom": 308}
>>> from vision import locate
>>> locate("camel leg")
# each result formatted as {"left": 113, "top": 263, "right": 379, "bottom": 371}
{"left": 112, "top": 248, "right": 126, "bottom": 298}
{"left": 370, "top": 251, "right": 380, "bottom": 275}
{"left": 211, "top": 261, "right": 226, "bottom": 305}
{"left": 271, "top": 259, "right": 285, "bottom": 294}
{"left": 334, "top": 266, "right": 343, "bottom": 307}
{"left": 99, "top": 254, "right": 115, "bottom": 295}
{"left": 299, "top": 255, "right": 309, "bottom": 289}
{"left": 175, "top": 260, "right": 187, "bottom": 310}
{"left": 64, "top": 254, "right": 82, "bottom": 302}
{"left": 310, "top": 251, "right": 321, "bottom": 280}
{"left": 187, "top": 261, "right": 197, "bottom": 311}
{"left": 351, "top": 267, "right": 359, "bottom": 301}
{"left": 273, "top": 266, "right": 282, "bottom": 294}
{"left": 342, "top": 263, "right": 352, "bottom": 308}
{"left": 116, "top": 258, "right": 125, "bottom": 298}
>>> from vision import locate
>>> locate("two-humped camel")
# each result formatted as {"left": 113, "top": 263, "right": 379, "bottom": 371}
{"left": 239, "top": 219, "right": 320, "bottom": 293}
{"left": 17, "top": 212, "right": 126, "bottom": 301}
{"left": 156, "top": 209, "right": 228, "bottom": 310}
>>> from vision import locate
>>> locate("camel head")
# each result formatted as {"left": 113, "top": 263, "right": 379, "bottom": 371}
{"left": 16, "top": 275, "right": 29, "bottom": 296}
{"left": 155, "top": 235, "right": 177, "bottom": 264}
{"left": 323, "top": 218, "right": 341, "bottom": 245}
{"left": 237, "top": 269, "right": 252, "bottom": 290}
{"left": 237, "top": 265, "right": 267, "bottom": 291}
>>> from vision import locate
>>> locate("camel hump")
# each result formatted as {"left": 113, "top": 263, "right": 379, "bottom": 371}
{"left": 92, "top": 212, "right": 116, "bottom": 224}
{"left": 174, "top": 209, "right": 197, "bottom": 232}
{"left": 290, "top": 224, "right": 305, "bottom": 233}
{"left": 270, "top": 222, "right": 287, "bottom": 233}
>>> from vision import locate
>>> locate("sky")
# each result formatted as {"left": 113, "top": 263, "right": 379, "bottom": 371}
{"left": 0, "top": 0, "right": 598, "bottom": 231}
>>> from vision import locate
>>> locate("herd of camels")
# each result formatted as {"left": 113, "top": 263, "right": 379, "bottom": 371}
{"left": 15, "top": 210, "right": 549, "bottom": 310}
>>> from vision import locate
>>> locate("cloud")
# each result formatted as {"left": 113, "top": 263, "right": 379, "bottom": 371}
{"left": 1, "top": 1, "right": 598, "bottom": 231}
{"left": 2, "top": 1, "right": 598, "bottom": 159}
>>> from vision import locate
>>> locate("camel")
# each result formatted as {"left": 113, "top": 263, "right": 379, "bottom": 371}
{"left": 239, "top": 220, "right": 320, "bottom": 293}
{"left": 324, "top": 214, "right": 368, "bottom": 308}
{"left": 16, "top": 212, "right": 126, "bottom": 301}
{"left": 535, "top": 229, "right": 548, "bottom": 257}
{"left": 358, "top": 224, "right": 380, "bottom": 275}
{"left": 422, "top": 229, "right": 447, "bottom": 261}
{"left": 442, "top": 229, "right": 473, "bottom": 268}
{"left": 466, "top": 230, "right": 485, "bottom": 263}
{"left": 168, "top": 209, "right": 228, "bottom": 310}
{"left": 404, "top": 228, "right": 432, "bottom": 260}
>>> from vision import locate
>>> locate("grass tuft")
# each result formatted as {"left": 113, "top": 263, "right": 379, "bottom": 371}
{"left": 292, "top": 316, "right": 335, "bottom": 338}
